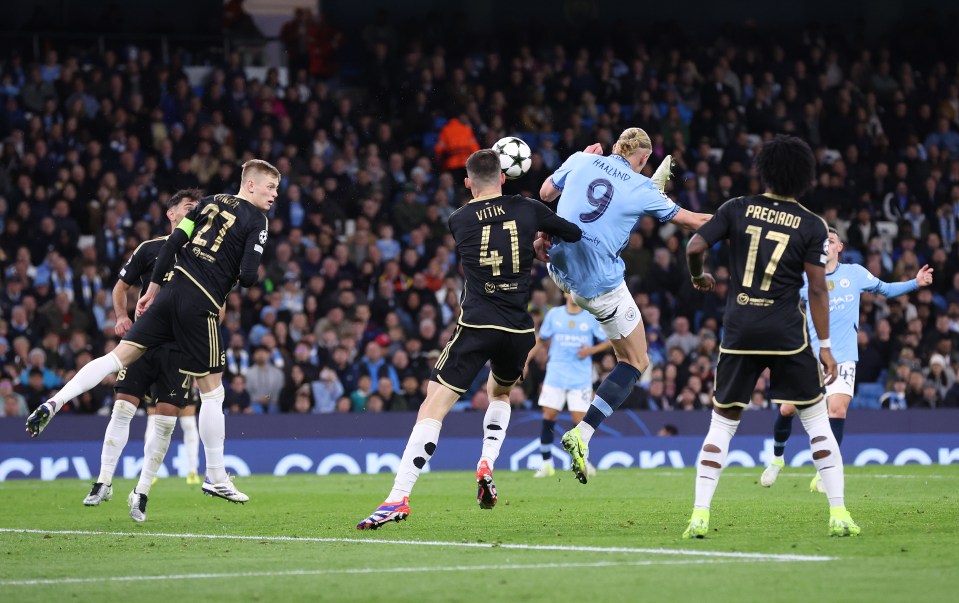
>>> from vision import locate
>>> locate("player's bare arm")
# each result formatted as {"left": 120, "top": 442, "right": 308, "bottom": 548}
{"left": 112, "top": 279, "right": 134, "bottom": 336}
{"left": 805, "top": 262, "right": 837, "bottom": 385}
{"left": 686, "top": 233, "right": 716, "bottom": 292}
{"left": 540, "top": 177, "right": 561, "bottom": 203}
{"left": 670, "top": 208, "right": 713, "bottom": 231}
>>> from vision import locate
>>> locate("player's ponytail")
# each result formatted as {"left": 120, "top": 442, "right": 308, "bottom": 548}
{"left": 612, "top": 128, "right": 652, "bottom": 158}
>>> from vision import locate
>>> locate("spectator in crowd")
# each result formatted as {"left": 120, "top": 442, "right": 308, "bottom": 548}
{"left": 246, "top": 346, "right": 285, "bottom": 413}
{"left": 225, "top": 374, "right": 253, "bottom": 414}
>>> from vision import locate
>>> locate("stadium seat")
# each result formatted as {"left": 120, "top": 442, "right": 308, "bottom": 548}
{"left": 852, "top": 382, "right": 884, "bottom": 409}
{"left": 540, "top": 132, "right": 560, "bottom": 147}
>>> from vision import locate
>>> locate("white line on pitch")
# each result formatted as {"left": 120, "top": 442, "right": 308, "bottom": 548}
{"left": 0, "top": 528, "right": 835, "bottom": 562}
{"left": 0, "top": 559, "right": 762, "bottom": 586}
{"left": 647, "top": 471, "right": 950, "bottom": 479}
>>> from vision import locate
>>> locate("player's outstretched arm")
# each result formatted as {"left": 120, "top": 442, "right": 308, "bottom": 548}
{"left": 805, "top": 262, "right": 837, "bottom": 385}
{"left": 533, "top": 202, "right": 582, "bottom": 242}
{"left": 868, "top": 263, "right": 933, "bottom": 298}
{"left": 670, "top": 208, "right": 712, "bottom": 231}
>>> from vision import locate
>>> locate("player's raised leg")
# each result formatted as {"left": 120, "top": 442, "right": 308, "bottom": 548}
{"left": 26, "top": 342, "right": 144, "bottom": 437}
{"left": 761, "top": 403, "right": 797, "bottom": 487}
{"left": 561, "top": 284, "right": 647, "bottom": 484}
{"left": 357, "top": 381, "right": 458, "bottom": 529}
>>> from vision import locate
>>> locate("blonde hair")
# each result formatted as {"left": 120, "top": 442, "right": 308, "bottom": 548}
{"left": 612, "top": 127, "right": 652, "bottom": 158}
{"left": 240, "top": 159, "right": 281, "bottom": 184}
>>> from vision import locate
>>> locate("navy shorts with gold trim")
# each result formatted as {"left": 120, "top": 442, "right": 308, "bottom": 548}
{"left": 713, "top": 345, "right": 824, "bottom": 409}
{"left": 431, "top": 325, "right": 535, "bottom": 394}
{"left": 123, "top": 283, "right": 224, "bottom": 377}
{"left": 115, "top": 345, "right": 194, "bottom": 408}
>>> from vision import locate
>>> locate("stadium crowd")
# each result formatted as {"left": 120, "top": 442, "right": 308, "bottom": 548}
{"left": 3, "top": 12, "right": 959, "bottom": 418}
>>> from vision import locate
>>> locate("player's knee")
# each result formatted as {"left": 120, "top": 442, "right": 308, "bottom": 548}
{"left": 780, "top": 404, "right": 796, "bottom": 417}
{"left": 828, "top": 404, "right": 847, "bottom": 419}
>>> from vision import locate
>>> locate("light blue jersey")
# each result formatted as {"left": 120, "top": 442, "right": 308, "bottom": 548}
{"left": 548, "top": 152, "right": 679, "bottom": 299}
{"left": 800, "top": 263, "right": 918, "bottom": 363}
{"left": 540, "top": 305, "right": 607, "bottom": 390}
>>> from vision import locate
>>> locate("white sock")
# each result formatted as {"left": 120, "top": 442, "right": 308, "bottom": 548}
{"left": 798, "top": 402, "right": 845, "bottom": 508}
{"left": 96, "top": 399, "right": 137, "bottom": 484}
{"left": 53, "top": 352, "right": 123, "bottom": 411}
{"left": 136, "top": 415, "right": 176, "bottom": 495}
{"left": 388, "top": 418, "right": 442, "bottom": 501}
{"left": 694, "top": 411, "right": 740, "bottom": 510}
{"left": 199, "top": 386, "right": 227, "bottom": 483}
{"left": 479, "top": 400, "right": 510, "bottom": 471}
{"left": 143, "top": 415, "right": 157, "bottom": 458}
{"left": 180, "top": 414, "right": 200, "bottom": 475}
{"left": 577, "top": 421, "right": 596, "bottom": 444}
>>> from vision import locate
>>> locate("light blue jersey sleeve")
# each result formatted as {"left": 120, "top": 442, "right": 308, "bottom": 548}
{"left": 640, "top": 185, "right": 681, "bottom": 223}
{"left": 857, "top": 265, "right": 919, "bottom": 298}
{"left": 799, "top": 273, "right": 809, "bottom": 302}
{"left": 539, "top": 308, "right": 557, "bottom": 341}
{"left": 549, "top": 152, "right": 583, "bottom": 192}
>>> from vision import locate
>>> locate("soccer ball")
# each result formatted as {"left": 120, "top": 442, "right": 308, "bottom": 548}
{"left": 493, "top": 136, "right": 532, "bottom": 180}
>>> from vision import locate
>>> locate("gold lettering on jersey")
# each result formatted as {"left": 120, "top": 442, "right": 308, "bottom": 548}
{"left": 214, "top": 194, "right": 240, "bottom": 208}
{"left": 744, "top": 204, "right": 801, "bottom": 229}
{"left": 475, "top": 205, "right": 506, "bottom": 221}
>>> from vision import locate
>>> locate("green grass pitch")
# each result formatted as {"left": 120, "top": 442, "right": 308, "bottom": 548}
{"left": 1, "top": 465, "right": 956, "bottom": 602}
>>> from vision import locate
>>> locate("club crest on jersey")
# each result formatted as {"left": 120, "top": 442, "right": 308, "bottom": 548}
{"left": 840, "top": 278, "right": 851, "bottom": 288}
{"left": 579, "top": 323, "right": 589, "bottom": 331}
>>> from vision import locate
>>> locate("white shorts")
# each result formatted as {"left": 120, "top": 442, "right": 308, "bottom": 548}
{"left": 573, "top": 282, "right": 641, "bottom": 340}
{"left": 539, "top": 383, "right": 593, "bottom": 413}
{"left": 825, "top": 361, "right": 856, "bottom": 398}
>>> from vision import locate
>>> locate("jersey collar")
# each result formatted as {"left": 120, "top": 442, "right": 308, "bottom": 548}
{"left": 468, "top": 193, "right": 501, "bottom": 204}
{"left": 761, "top": 193, "right": 797, "bottom": 203}
{"left": 610, "top": 154, "right": 632, "bottom": 169}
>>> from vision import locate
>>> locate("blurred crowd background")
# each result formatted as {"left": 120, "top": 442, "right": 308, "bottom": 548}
{"left": 3, "top": 1, "right": 959, "bottom": 418}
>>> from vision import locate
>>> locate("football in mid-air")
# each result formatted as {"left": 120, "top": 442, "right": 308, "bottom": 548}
{"left": 493, "top": 136, "right": 532, "bottom": 179}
